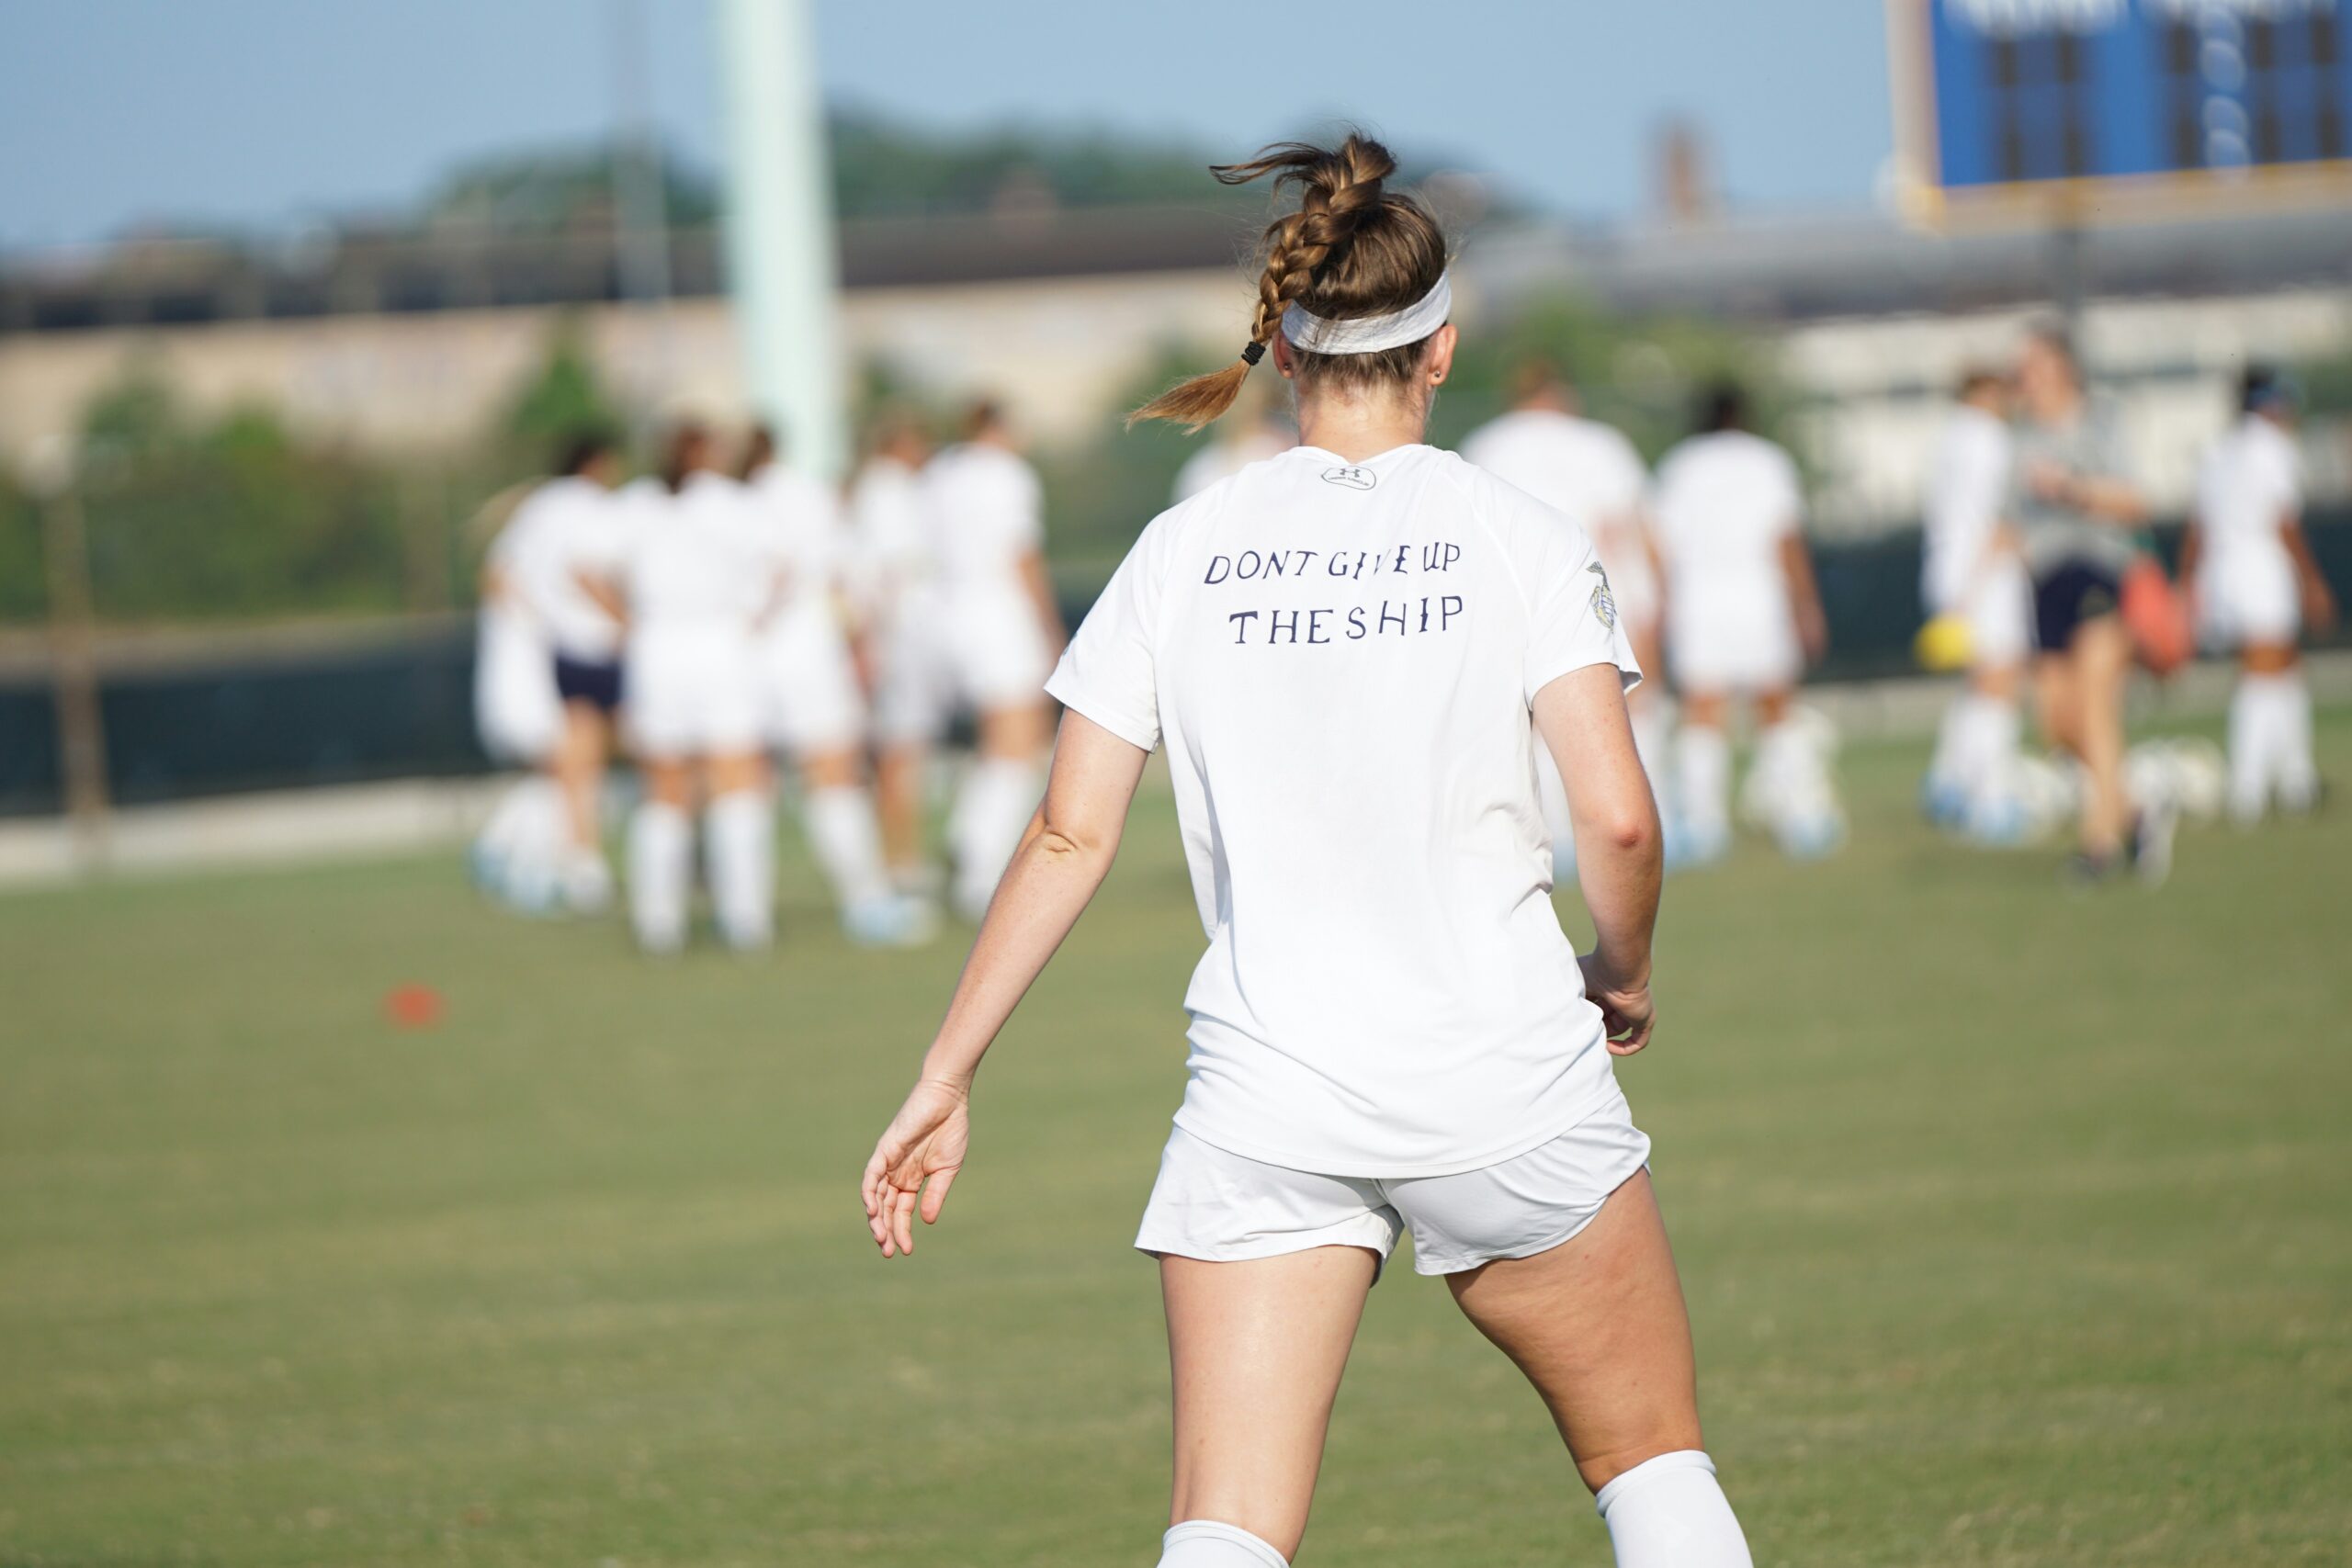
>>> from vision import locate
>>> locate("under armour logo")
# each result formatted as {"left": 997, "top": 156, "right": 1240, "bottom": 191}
{"left": 1320, "top": 466, "right": 1376, "bottom": 491}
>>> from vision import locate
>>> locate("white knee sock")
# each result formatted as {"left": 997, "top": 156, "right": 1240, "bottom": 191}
{"left": 628, "top": 801, "right": 692, "bottom": 953}
{"left": 1679, "top": 725, "right": 1731, "bottom": 849}
{"left": 1596, "top": 1450, "right": 1753, "bottom": 1568}
{"left": 1928, "top": 694, "right": 1970, "bottom": 799}
{"left": 802, "top": 784, "right": 893, "bottom": 910}
{"left": 2267, "top": 671, "right": 2317, "bottom": 811}
{"left": 2229, "top": 675, "right": 2273, "bottom": 823}
{"left": 704, "top": 791, "right": 775, "bottom": 950}
{"left": 949, "top": 756, "right": 1041, "bottom": 919}
{"left": 1157, "top": 1519, "right": 1287, "bottom": 1567}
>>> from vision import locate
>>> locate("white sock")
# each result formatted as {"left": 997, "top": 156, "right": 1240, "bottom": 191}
{"left": 803, "top": 784, "right": 894, "bottom": 910}
{"left": 1158, "top": 1519, "right": 1287, "bottom": 1567}
{"left": 949, "top": 756, "right": 1041, "bottom": 919}
{"left": 2228, "top": 676, "right": 2270, "bottom": 822}
{"left": 2266, "top": 671, "right": 2318, "bottom": 811}
{"left": 1679, "top": 725, "right": 1731, "bottom": 847}
{"left": 628, "top": 801, "right": 692, "bottom": 953}
{"left": 1595, "top": 1450, "right": 1753, "bottom": 1568}
{"left": 704, "top": 791, "right": 775, "bottom": 950}
{"left": 1966, "top": 696, "right": 2021, "bottom": 818}
{"left": 1928, "top": 694, "right": 1970, "bottom": 798}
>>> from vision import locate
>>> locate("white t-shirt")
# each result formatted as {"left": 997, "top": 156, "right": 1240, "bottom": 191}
{"left": 1461, "top": 408, "right": 1656, "bottom": 622}
{"left": 2195, "top": 415, "right": 2301, "bottom": 591}
{"left": 619, "top": 471, "right": 786, "bottom": 633}
{"left": 747, "top": 460, "right": 852, "bottom": 630}
{"left": 1921, "top": 405, "right": 2013, "bottom": 614}
{"left": 497, "top": 475, "right": 630, "bottom": 661}
{"left": 851, "top": 454, "right": 933, "bottom": 615}
{"left": 1046, "top": 443, "right": 1641, "bottom": 1177}
{"left": 1650, "top": 430, "right": 1804, "bottom": 627}
{"left": 922, "top": 442, "right": 1045, "bottom": 594}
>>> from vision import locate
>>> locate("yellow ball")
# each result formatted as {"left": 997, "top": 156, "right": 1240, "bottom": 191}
{"left": 1915, "top": 613, "right": 1973, "bottom": 672}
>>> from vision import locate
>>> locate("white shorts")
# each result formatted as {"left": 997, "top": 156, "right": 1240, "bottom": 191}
{"left": 1136, "top": 1084, "right": 1652, "bottom": 1279}
{"left": 761, "top": 609, "right": 866, "bottom": 755}
{"left": 626, "top": 625, "right": 763, "bottom": 761}
{"left": 1668, "top": 591, "right": 1800, "bottom": 695}
{"left": 947, "top": 584, "right": 1052, "bottom": 714}
{"left": 1963, "top": 555, "right": 2033, "bottom": 669}
{"left": 871, "top": 596, "right": 957, "bottom": 747}
{"left": 2198, "top": 558, "right": 2300, "bottom": 649}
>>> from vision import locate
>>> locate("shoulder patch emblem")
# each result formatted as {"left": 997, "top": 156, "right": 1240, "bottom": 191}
{"left": 1588, "top": 561, "right": 1617, "bottom": 630}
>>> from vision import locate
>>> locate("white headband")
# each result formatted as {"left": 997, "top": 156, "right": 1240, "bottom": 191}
{"left": 1281, "top": 272, "right": 1453, "bottom": 355}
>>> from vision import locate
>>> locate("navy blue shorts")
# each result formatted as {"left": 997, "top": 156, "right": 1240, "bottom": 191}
{"left": 552, "top": 653, "right": 624, "bottom": 712}
{"left": 2033, "top": 560, "right": 2121, "bottom": 654}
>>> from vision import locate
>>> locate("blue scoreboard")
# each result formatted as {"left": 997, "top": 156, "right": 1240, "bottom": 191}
{"left": 1890, "top": 0, "right": 2352, "bottom": 224}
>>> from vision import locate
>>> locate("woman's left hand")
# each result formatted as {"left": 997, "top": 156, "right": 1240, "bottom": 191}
{"left": 860, "top": 1077, "right": 972, "bottom": 1258}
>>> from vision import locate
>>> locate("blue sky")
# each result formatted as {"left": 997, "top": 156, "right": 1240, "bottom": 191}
{"left": 0, "top": 0, "right": 1894, "bottom": 250}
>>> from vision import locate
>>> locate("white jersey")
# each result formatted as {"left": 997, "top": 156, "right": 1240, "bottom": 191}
{"left": 746, "top": 462, "right": 853, "bottom": 634}
{"left": 1461, "top": 408, "right": 1656, "bottom": 626}
{"left": 1652, "top": 430, "right": 1804, "bottom": 692}
{"left": 1046, "top": 443, "right": 1640, "bottom": 1177}
{"left": 1173, "top": 425, "right": 1295, "bottom": 502}
{"left": 2195, "top": 416, "right": 2301, "bottom": 615}
{"left": 922, "top": 442, "right": 1045, "bottom": 595}
{"left": 619, "top": 471, "right": 785, "bottom": 633}
{"left": 1921, "top": 405, "right": 2013, "bottom": 615}
{"left": 497, "top": 475, "right": 629, "bottom": 661}
{"left": 852, "top": 455, "right": 935, "bottom": 616}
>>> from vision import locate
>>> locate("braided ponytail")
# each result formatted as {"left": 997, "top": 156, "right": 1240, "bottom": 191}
{"left": 1129, "top": 132, "right": 1448, "bottom": 431}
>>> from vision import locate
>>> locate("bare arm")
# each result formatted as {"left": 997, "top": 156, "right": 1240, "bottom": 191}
{"left": 2281, "top": 511, "right": 2338, "bottom": 632}
{"left": 1780, "top": 531, "right": 1829, "bottom": 663}
{"left": 861, "top": 710, "right": 1149, "bottom": 1256}
{"left": 572, "top": 569, "right": 627, "bottom": 629}
{"left": 2176, "top": 517, "right": 2203, "bottom": 586}
{"left": 1533, "top": 663, "right": 1663, "bottom": 1055}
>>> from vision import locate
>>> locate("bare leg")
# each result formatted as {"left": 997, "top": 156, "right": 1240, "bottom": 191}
{"left": 553, "top": 699, "right": 611, "bottom": 852}
{"left": 2068, "top": 615, "right": 2131, "bottom": 858}
{"left": 1160, "top": 1247, "right": 1377, "bottom": 1560}
{"left": 1445, "top": 1171, "right": 1702, "bottom": 1492}
{"left": 875, "top": 741, "right": 929, "bottom": 874}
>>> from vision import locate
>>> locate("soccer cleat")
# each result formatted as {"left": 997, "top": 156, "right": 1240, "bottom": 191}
{"left": 1921, "top": 776, "right": 1970, "bottom": 830}
{"left": 843, "top": 894, "right": 940, "bottom": 949}
{"left": 2130, "top": 804, "right": 2177, "bottom": 889}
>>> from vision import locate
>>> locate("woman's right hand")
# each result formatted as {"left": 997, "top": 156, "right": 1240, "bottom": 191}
{"left": 860, "top": 1077, "right": 972, "bottom": 1258}
{"left": 1578, "top": 953, "right": 1656, "bottom": 1056}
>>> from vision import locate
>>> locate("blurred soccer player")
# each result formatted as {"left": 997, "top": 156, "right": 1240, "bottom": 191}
{"left": 864, "top": 133, "right": 1752, "bottom": 1568}
{"left": 469, "top": 483, "right": 569, "bottom": 910}
{"left": 492, "top": 431, "right": 629, "bottom": 911}
{"left": 606, "top": 423, "right": 785, "bottom": 952}
{"left": 1652, "top": 383, "right": 1837, "bottom": 863}
{"left": 2007, "top": 324, "right": 2165, "bottom": 885}
{"left": 922, "top": 399, "right": 1068, "bottom": 921}
{"left": 853, "top": 412, "right": 952, "bottom": 889}
{"left": 1170, "top": 386, "right": 1294, "bottom": 502}
{"left": 1919, "top": 369, "right": 2032, "bottom": 841}
{"left": 741, "top": 426, "right": 934, "bottom": 947}
{"left": 2180, "top": 367, "right": 2336, "bottom": 823}
{"left": 1464, "top": 359, "right": 1668, "bottom": 873}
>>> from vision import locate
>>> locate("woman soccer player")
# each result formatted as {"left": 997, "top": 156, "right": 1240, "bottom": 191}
{"left": 921, "top": 399, "right": 1068, "bottom": 921}
{"left": 1463, "top": 358, "right": 1668, "bottom": 872}
{"left": 1652, "top": 383, "right": 1837, "bottom": 863}
{"left": 863, "top": 135, "right": 1753, "bottom": 1568}
{"left": 492, "top": 431, "right": 629, "bottom": 911}
{"left": 2180, "top": 367, "right": 2336, "bottom": 823}
{"left": 2007, "top": 324, "right": 2165, "bottom": 883}
{"left": 605, "top": 423, "right": 786, "bottom": 953}
{"left": 740, "top": 425, "right": 933, "bottom": 946}
{"left": 851, "top": 412, "right": 952, "bottom": 890}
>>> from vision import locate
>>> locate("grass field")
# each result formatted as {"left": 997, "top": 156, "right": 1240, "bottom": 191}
{"left": 4, "top": 714, "right": 2349, "bottom": 1568}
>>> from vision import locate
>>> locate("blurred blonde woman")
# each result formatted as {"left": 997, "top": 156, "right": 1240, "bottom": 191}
{"left": 605, "top": 423, "right": 786, "bottom": 953}
{"left": 920, "top": 399, "right": 1068, "bottom": 920}
{"left": 863, "top": 135, "right": 1751, "bottom": 1568}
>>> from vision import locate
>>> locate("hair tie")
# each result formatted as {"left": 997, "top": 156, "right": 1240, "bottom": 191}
{"left": 1239, "top": 340, "right": 1267, "bottom": 367}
